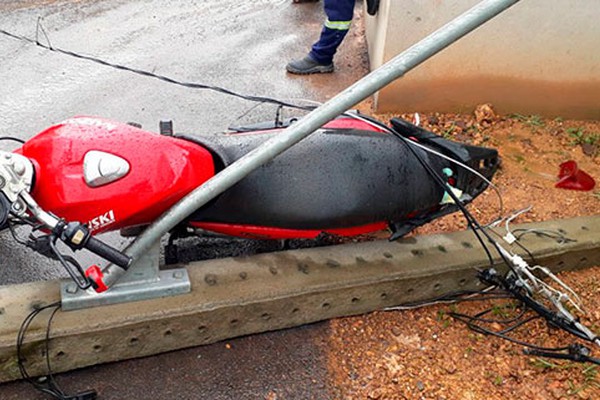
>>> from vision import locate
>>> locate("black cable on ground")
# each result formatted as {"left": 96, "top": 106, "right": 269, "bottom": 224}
{"left": 0, "top": 26, "right": 314, "bottom": 112}
{"left": 17, "top": 302, "right": 97, "bottom": 400}
{"left": 449, "top": 309, "right": 570, "bottom": 352}
{"left": 0, "top": 137, "right": 25, "bottom": 144}
{"left": 448, "top": 270, "right": 600, "bottom": 365}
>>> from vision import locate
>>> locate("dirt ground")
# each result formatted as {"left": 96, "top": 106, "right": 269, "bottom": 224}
{"left": 326, "top": 106, "right": 600, "bottom": 400}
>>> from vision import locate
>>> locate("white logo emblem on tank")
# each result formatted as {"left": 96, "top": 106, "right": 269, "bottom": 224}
{"left": 83, "top": 151, "right": 130, "bottom": 187}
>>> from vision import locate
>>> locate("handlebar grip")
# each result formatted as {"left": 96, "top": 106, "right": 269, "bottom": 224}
{"left": 85, "top": 236, "right": 132, "bottom": 269}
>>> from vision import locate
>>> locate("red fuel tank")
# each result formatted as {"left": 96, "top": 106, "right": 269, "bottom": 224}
{"left": 19, "top": 117, "right": 215, "bottom": 233}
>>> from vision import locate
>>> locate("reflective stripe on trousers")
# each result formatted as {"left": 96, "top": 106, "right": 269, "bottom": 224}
{"left": 309, "top": 0, "right": 355, "bottom": 65}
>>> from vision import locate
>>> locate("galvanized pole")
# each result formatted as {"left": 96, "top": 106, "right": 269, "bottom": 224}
{"left": 100, "top": 0, "right": 521, "bottom": 287}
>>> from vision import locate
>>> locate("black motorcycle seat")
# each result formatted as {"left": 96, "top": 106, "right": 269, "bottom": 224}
{"left": 176, "top": 126, "right": 448, "bottom": 230}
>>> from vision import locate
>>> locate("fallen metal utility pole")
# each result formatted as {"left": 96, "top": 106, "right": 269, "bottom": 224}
{"left": 92, "top": 0, "right": 522, "bottom": 292}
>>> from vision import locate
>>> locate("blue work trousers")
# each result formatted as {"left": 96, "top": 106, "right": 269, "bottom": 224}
{"left": 309, "top": 0, "right": 356, "bottom": 65}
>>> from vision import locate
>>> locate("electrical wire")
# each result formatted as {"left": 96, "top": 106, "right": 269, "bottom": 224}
{"left": 17, "top": 302, "right": 66, "bottom": 399}
{"left": 456, "top": 301, "right": 528, "bottom": 325}
{"left": 0, "top": 136, "right": 25, "bottom": 144}
{"left": 0, "top": 26, "right": 313, "bottom": 112}
{"left": 449, "top": 310, "right": 571, "bottom": 352}
{"left": 7, "top": 217, "right": 41, "bottom": 245}
{"left": 384, "top": 286, "right": 506, "bottom": 311}
{"left": 17, "top": 302, "right": 97, "bottom": 399}
{"left": 487, "top": 225, "right": 538, "bottom": 265}
{"left": 512, "top": 228, "right": 574, "bottom": 244}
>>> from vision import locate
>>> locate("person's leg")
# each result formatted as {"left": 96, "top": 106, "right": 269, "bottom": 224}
{"left": 286, "top": 0, "right": 355, "bottom": 74}
{"left": 309, "top": 0, "right": 355, "bottom": 65}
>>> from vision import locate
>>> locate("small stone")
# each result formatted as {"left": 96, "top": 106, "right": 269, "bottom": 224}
{"left": 490, "top": 322, "right": 503, "bottom": 331}
{"left": 454, "top": 120, "right": 467, "bottom": 130}
{"left": 548, "top": 380, "right": 564, "bottom": 399}
{"left": 444, "top": 363, "right": 457, "bottom": 374}
{"left": 367, "top": 388, "right": 383, "bottom": 399}
{"left": 474, "top": 103, "right": 497, "bottom": 125}
{"left": 582, "top": 143, "right": 598, "bottom": 157}
{"left": 265, "top": 391, "right": 278, "bottom": 400}
{"left": 428, "top": 115, "right": 440, "bottom": 125}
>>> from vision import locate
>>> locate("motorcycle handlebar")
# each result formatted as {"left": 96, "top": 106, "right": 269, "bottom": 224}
{"left": 60, "top": 221, "right": 132, "bottom": 293}
{"left": 60, "top": 221, "right": 132, "bottom": 270}
{"left": 85, "top": 235, "right": 131, "bottom": 269}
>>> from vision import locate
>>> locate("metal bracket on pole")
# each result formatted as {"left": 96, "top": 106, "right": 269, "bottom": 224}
{"left": 60, "top": 241, "right": 190, "bottom": 311}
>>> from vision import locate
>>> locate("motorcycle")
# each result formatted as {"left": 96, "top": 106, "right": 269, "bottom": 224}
{"left": 0, "top": 112, "right": 499, "bottom": 293}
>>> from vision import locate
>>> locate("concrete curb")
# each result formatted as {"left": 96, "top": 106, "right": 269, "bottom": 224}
{"left": 0, "top": 216, "right": 598, "bottom": 382}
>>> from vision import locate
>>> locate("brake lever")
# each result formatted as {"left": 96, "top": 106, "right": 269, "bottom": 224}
{"left": 24, "top": 229, "right": 91, "bottom": 289}
{"left": 47, "top": 237, "right": 92, "bottom": 290}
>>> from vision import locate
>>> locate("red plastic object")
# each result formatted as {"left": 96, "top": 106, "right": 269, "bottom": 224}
{"left": 555, "top": 160, "right": 596, "bottom": 191}
{"left": 85, "top": 265, "right": 108, "bottom": 293}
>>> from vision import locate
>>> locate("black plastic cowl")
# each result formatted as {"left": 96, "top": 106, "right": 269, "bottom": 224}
{"left": 0, "top": 193, "right": 9, "bottom": 231}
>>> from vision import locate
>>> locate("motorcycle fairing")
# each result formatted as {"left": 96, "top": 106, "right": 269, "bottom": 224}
{"left": 386, "top": 117, "right": 500, "bottom": 239}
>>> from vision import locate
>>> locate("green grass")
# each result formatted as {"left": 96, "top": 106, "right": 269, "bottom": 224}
{"left": 441, "top": 124, "right": 456, "bottom": 139}
{"left": 531, "top": 358, "right": 560, "bottom": 370}
{"left": 492, "top": 375, "right": 504, "bottom": 386}
{"left": 530, "top": 359, "right": 600, "bottom": 396}
{"left": 567, "top": 365, "right": 600, "bottom": 396}
{"left": 511, "top": 113, "right": 545, "bottom": 129}
{"left": 567, "top": 127, "right": 599, "bottom": 146}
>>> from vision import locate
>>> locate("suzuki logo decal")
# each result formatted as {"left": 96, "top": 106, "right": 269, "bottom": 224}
{"left": 88, "top": 210, "right": 116, "bottom": 231}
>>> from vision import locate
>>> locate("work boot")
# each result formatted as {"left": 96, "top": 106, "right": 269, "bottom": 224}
{"left": 286, "top": 55, "right": 334, "bottom": 75}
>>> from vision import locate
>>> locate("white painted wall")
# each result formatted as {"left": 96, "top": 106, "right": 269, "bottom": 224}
{"left": 365, "top": 0, "right": 600, "bottom": 119}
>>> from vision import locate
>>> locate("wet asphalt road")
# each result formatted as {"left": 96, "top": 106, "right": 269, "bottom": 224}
{"left": 0, "top": 0, "right": 368, "bottom": 398}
